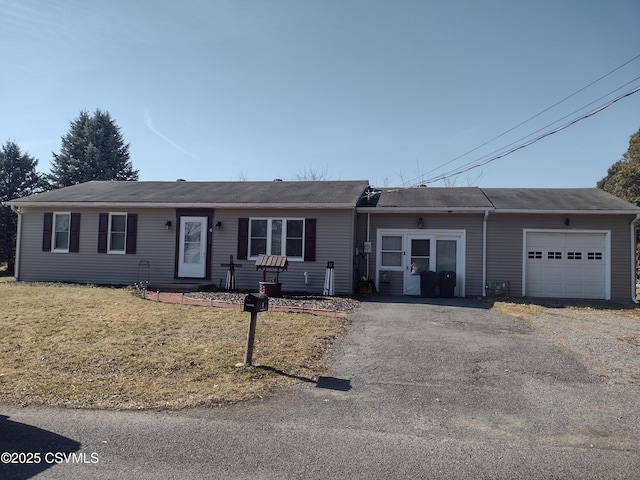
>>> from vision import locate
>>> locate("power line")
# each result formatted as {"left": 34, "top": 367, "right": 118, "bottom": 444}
{"left": 402, "top": 52, "right": 640, "bottom": 186}
{"left": 420, "top": 84, "right": 640, "bottom": 185}
{"left": 428, "top": 75, "right": 640, "bottom": 183}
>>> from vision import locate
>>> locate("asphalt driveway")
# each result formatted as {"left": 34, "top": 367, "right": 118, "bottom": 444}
{"left": 2, "top": 298, "right": 639, "bottom": 479}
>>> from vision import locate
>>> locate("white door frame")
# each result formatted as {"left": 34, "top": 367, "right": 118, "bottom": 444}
{"left": 178, "top": 216, "right": 208, "bottom": 278}
{"left": 405, "top": 234, "right": 435, "bottom": 295}
{"left": 376, "top": 229, "right": 466, "bottom": 296}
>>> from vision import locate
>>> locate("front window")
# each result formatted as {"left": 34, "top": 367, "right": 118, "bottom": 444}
{"left": 53, "top": 213, "right": 70, "bottom": 252}
{"left": 109, "top": 213, "right": 127, "bottom": 253}
{"left": 250, "top": 218, "right": 304, "bottom": 259}
{"left": 381, "top": 235, "right": 402, "bottom": 268}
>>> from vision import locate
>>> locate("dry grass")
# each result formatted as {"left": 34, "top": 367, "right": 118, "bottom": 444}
{"left": 492, "top": 298, "right": 640, "bottom": 385}
{"left": 0, "top": 281, "right": 347, "bottom": 409}
{"left": 492, "top": 297, "right": 640, "bottom": 323}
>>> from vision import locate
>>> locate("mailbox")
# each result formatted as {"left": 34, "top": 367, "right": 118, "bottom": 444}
{"left": 243, "top": 293, "right": 269, "bottom": 313}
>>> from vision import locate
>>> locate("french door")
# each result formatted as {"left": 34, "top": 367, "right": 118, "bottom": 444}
{"left": 403, "top": 235, "right": 459, "bottom": 296}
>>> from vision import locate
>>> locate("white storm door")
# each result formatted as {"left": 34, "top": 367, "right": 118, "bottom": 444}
{"left": 178, "top": 216, "right": 207, "bottom": 278}
{"left": 404, "top": 235, "right": 434, "bottom": 295}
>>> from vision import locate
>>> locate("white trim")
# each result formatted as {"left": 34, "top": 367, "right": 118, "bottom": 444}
{"left": 51, "top": 212, "right": 71, "bottom": 253}
{"left": 248, "top": 217, "right": 305, "bottom": 261}
{"left": 14, "top": 208, "right": 22, "bottom": 280}
{"left": 357, "top": 207, "right": 491, "bottom": 214}
{"left": 107, "top": 212, "right": 128, "bottom": 254}
{"left": 11, "top": 202, "right": 357, "bottom": 210}
{"left": 522, "top": 229, "right": 611, "bottom": 300}
{"left": 482, "top": 209, "right": 489, "bottom": 297}
{"left": 375, "top": 228, "right": 466, "bottom": 297}
{"left": 496, "top": 209, "right": 639, "bottom": 215}
{"left": 177, "top": 216, "right": 208, "bottom": 278}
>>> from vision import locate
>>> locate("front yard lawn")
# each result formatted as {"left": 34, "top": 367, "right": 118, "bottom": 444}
{"left": 0, "top": 280, "right": 346, "bottom": 409}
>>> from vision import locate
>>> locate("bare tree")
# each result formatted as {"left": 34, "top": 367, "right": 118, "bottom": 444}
{"left": 294, "top": 164, "right": 329, "bottom": 181}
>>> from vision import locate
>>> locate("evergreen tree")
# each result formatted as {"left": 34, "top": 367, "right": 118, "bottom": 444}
{"left": 48, "top": 109, "right": 138, "bottom": 188}
{"left": 0, "top": 141, "right": 45, "bottom": 273}
{"left": 597, "top": 128, "right": 640, "bottom": 204}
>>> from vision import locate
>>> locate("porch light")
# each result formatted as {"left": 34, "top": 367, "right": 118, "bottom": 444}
{"left": 164, "top": 220, "right": 172, "bottom": 230}
{"left": 215, "top": 221, "right": 222, "bottom": 231}
{"left": 417, "top": 217, "right": 424, "bottom": 229}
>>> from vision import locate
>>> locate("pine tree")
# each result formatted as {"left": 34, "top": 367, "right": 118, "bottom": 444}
{"left": 0, "top": 141, "right": 45, "bottom": 273}
{"left": 48, "top": 109, "right": 139, "bottom": 188}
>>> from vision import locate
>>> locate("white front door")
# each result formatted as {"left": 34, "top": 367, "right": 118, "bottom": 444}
{"left": 404, "top": 235, "right": 434, "bottom": 295}
{"left": 178, "top": 216, "right": 207, "bottom": 278}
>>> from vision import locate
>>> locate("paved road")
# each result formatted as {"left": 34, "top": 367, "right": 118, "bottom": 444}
{"left": 2, "top": 298, "right": 639, "bottom": 479}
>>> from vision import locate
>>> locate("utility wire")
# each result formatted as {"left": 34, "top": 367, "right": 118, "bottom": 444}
{"left": 429, "top": 76, "right": 640, "bottom": 182}
{"left": 402, "top": 52, "right": 640, "bottom": 186}
{"left": 420, "top": 84, "right": 640, "bottom": 185}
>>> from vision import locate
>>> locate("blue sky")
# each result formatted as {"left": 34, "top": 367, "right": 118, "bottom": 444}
{"left": 1, "top": 0, "right": 639, "bottom": 187}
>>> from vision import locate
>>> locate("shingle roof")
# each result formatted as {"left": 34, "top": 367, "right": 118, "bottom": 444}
{"left": 482, "top": 188, "right": 640, "bottom": 212}
{"left": 10, "top": 181, "right": 640, "bottom": 214}
{"left": 10, "top": 180, "right": 370, "bottom": 208}
{"left": 369, "top": 187, "right": 493, "bottom": 210}
{"left": 356, "top": 186, "right": 640, "bottom": 213}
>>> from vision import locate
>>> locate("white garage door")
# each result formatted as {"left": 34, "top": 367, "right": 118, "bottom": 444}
{"left": 525, "top": 231, "right": 608, "bottom": 299}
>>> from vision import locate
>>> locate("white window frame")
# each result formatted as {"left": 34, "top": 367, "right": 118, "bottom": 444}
{"left": 108, "top": 212, "right": 128, "bottom": 254}
{"left": 52, "top": 212, "right": 71, "bottom": 253}
{"left": 379, "top": 235, "right": 404, "bottom": 270}
{"left": 375, "top": 228, "right": 466, "bottom": 296}
{"left": 248, "top": 218, "right": 305, "bottom": 261}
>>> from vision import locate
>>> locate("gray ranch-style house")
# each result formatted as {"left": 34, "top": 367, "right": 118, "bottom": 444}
{"left": 8, "top": 180, "right": 640, "bottom": 302}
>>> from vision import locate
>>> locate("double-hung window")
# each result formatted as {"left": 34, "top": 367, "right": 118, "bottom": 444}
{"left": 108, "top": 213, "right": 127, "bottom": 253}
{"left": 249, "top": 218, "right": 304, "bottom": 259}
{"left": 43, "top": 212, "right": 80, "bottom": 253}
{"left": 52, "top": 212, "right": 71, "bottom": 252}
{"left": 380, "top": 235, "right": 403, "bottom": 269}
{"left": 98, "top": 212, "right": 137, "bottom": 254}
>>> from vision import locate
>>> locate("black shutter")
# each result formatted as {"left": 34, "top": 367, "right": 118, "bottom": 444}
{"left": 304, "top": 218, "right": 316, "bottom": 262}
{"left": 69, "top": 213, "right": 81, "bottom": 252}
{"left": 237, "top": 218, "right": 249, "bottom": 260}
{"left": 126, "top": 213, "right": 138, "bottom": 254}
{"left": 97, "top": 213, "right": 108, "bottom": 253}
{"left": 42, "top": 212, "right": 53, "bottom": 252}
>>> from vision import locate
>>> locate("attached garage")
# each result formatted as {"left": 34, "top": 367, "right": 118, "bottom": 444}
{"left": 524, "top": 230, "right": 610, "bottom": 300}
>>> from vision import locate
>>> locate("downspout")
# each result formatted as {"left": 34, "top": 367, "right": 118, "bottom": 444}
{"left": 366, "top": 212, "right": 371, "bottom": 281}
{"left": 482, "top": 209, "right": 489, "bottom": 297}
{"left": 11, "top": 205, "right": 21, "bottom": 281}
{"left": 631, "top": 214, "right": 640, "bottom": 303}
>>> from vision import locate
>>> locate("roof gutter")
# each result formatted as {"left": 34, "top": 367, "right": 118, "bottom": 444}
{"left": 356, "top": 207, "right": 493, "bottom": 214}
{"left": 493, "top": 209, "right": 640, "bottom": 215}
{"left": 631, "top": 214, "right": 640, "bottom": 304}
{"left": 7, "top": 202, "right": 358, "bottom": 210}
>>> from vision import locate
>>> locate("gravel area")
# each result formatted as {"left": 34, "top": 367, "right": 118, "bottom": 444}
{"left": 494, "top": 301, "right": 640, "bottom": 386}
{"left": 186, "top": 291, "right": 362, "bottom": 313}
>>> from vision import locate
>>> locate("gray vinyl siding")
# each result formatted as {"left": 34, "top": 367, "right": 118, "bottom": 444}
{"left": 211, "top": 208, "right": 355, "bottom": 295}
{"left": 377, "top": 270, "right": 404, "bottom": 296}
{"left": 17, "top": 207, "right": 178, "bottom": 284}
{"left": 486, "top": 213, "right": 635, "bottom": 301}
{"left": 356, "top": 212, "right": 485, "bottom": 296}
{"left": 17, "top": 207, "right": 356, "bottom": 294}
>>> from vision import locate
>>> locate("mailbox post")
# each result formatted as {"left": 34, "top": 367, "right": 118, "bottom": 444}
{"left": 242, "top": 293, "right": 268, "bottom": 366}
